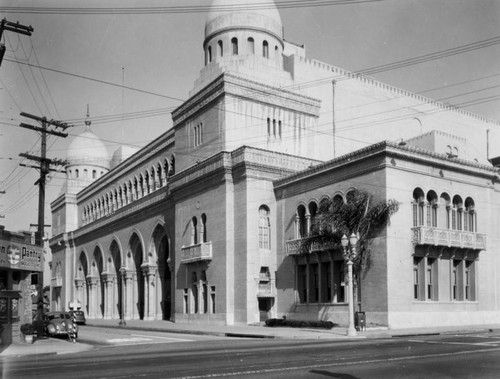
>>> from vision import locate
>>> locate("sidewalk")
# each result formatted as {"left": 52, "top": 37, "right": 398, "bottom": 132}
{"left": 1, "top": 320, "right": 498, "bottom": 358}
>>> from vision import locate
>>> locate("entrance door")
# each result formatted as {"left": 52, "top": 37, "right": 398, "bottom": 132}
{"left": 258, "top": 297, "right": 272, "bottom": 322}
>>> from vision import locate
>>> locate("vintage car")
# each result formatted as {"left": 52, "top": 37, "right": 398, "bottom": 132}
{"left": 69, "top": 310, "right": 86, "bottom": 325}
{"left": 44, "top": 312, "right": 78, "bottom": 340}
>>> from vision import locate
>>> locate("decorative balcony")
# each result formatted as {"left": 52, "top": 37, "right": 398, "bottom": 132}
{"left": 257, "top": 281, "right": 276, "bottom": 298}
{"left": 51, "top": 277, "right": 63, "bottom": 287}
{"left": 411, "top": 226, "right": 486, "bottom": 250}
{"left": 181, "top": 242, "right": 213, "bottom": 264}
{"left": 285, "top": 238, "right": 336, "bottom": 256}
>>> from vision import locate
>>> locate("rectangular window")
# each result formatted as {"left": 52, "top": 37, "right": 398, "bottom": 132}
{"left": 310, "top": 264, "right": 319, "bottom": 303}
{"left": 465, "top": 261, "right": 476, "bottom": 301}
{"left": 426, "top": 204, "right": 432, "bottom": 227}
{"left": 298, "top": 265, "right": 307, "bottom": 303}
{"left": 210, "top": 286, "right": 216, "bottom": 313}
{"left": 321, "top": 262, "right": 331, "bottom": 303}
{"left": 431, "top": 206, "right": 438, "bottom": 227}
{"left": 413, "top": 257, "right": 425, "bottom": 301}
{"left": 183, "top": 289, "right": 189, "bottom": 314}
{"left": 418, "top": 204, "right": 425, "bottom": 226}
{"left": 452, "top": 260, "right": 461, "bottom": 301}
{"left": 426, "top": 258, "right": 437, "bottom": 301}
{"left": 412, "top": 203, "right": 418, "bottom": 227}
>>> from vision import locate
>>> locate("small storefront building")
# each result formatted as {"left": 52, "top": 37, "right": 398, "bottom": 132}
{"left": 0, "top": 226, "right": 44, "bottom": 346}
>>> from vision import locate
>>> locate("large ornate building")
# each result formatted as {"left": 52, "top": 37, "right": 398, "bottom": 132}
{"left": 50, "top": 0, "right": 500, "bottom": 329}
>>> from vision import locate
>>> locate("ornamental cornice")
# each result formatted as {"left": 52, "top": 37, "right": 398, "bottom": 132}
{"left": 274, "top": 141, "right": 498, "bottom": 189}
{"left": 172, "top": 72, "right": 321, "bottom": 126}
{"left": 78, "top": 131, "right": 175, "bottom": 201}
{"left": 172, "top": 78, "right": 225, "bottom": 125}
{"left": 73, "top": 187, "right": 169, "bottom": 240}
{"left": 169, "top": 151, "right": 232, "bottom": 191}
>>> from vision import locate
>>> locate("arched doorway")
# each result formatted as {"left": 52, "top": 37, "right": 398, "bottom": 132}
{"left": 129, "top": 233, "right": 144, "bottom": 320}
{"left": 109, "top": 240, "right": 123, "bottom": 320}
{"left": 151, "top": 225, "right": 170, "bottom": 320}
{"left": 75, "top": 251, "right": 89, "bottom": 316}
{"left": 89, "top": 246, "right": 104, "bottom": 318}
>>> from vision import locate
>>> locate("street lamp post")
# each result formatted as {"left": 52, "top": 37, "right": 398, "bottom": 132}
{"left": 341, "top": 233, "right": 358, "bottom": 337}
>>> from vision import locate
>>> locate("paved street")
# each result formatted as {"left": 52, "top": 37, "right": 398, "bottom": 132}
{"left": 1, "top": 327, "right": 500, "bottom": 378}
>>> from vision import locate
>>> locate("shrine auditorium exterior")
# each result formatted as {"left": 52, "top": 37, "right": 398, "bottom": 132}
{"left": 49, "top": 0, "right": 500, "bottom": 329}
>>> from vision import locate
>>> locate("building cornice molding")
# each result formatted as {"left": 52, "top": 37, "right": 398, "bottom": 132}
{"left": 77, "top": 131, "right": 175, "bottom": 202}
{"left": 172, "top": 72, "right": 321, "bottom": 126}
{"left": 294, "top": 55, "right": 500, "bottom": 127}
{"left": 274, "top": 141, "right": 498, "bottom": 189}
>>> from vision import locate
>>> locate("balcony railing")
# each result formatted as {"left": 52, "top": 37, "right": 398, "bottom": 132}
{"left": 51, "top": 277, "right": 63, "bottom": 287}
{"left": 285, "top": 238, "right": 336, "bottom": 256}
{"left": 181, "top": 242, "right": 213, "bottom": 264}
{"left": 411, "top": 226, "right": 486, "bottom": 250}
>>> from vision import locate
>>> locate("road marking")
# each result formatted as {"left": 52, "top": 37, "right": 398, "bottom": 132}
{"left": 131, "top": 333, "right": 192, "bottom": 342}
{"left": 107, "top": 337, "right": 152, "bottom": 343}
{"left": 409, "top": 338, "right": 500, "bottom": 347}
{"left": 167, "top": 346, "right": 500, "bottom": 379}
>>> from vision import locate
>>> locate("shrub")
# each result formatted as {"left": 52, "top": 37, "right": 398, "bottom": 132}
{"left": 20, "top": 323, "right": 36, "bottom": 335}
{"left": 265, "top": 318, "right": 335, "bottom": 329}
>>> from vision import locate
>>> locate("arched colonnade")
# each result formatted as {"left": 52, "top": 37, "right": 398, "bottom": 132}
{"left": 74, "top": 223, "right": 172, "bottom": 321}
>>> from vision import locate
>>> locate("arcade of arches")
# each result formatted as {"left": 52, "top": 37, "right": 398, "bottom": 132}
{"left": 74, "top": 225, "right": 172, "bottom": 321}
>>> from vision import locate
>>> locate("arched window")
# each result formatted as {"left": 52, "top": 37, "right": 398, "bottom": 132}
{"left": 231, "top": 37, "right": 238, "bottom": 55}
{"left": 191, "top": 217, "right": 198, "bottom": 245}
{"left": 258, "top": 206, "right": 270, "bottom": 250}
{"left": 170, "top": 155, "right": 175, "bottom": 176}
{"left": 208, "top": 46, "right": 212, "bottom": 63}
{"left": 201, "top": 213, "right": 207, "bottom": 243}
{"left": 308, "top": 201, "right": 318, "bottom": 234}
{"left": 426, "top": 190, "right": 438, "bottom": 227}
{"left": 296, "top": 205, "right": 307, "bottom": 238}
{"left": 75, "top": 169, "right": 79, "bottom": 178}
{"left": 452, "top": 195, "right": 463, "bottom": 230}
{"left": 262, "top": 40, "right": 269, "bottom": 58}
{"left": 247, "top": 37, "right": 254, "bottom": 54}
{"left": 92, "top": 170, "right": 97, "bottom": 179}
{"left": 412, "top": 188, "right": 425, "bottom": 226}
{"left": 464, "top": 197, "right": 476, "bottom": 232}
{"left": 218, "top": 40, "right": 223, "bottom": 57}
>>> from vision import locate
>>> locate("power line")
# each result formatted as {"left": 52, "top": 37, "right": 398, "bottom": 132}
{"left": 0, "top": 1, "right": 385, "bottom": 15}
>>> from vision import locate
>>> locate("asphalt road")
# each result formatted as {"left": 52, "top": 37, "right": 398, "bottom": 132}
{"left": 2, "top": 327, "right": 500, "bottom": 379}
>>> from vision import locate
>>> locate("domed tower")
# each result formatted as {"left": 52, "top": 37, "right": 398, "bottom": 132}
{"left": 203, "top": 0, "right": 284, "bottom": 69}
{"left": 65, "top": 106, "right": 110, "bottom": 195}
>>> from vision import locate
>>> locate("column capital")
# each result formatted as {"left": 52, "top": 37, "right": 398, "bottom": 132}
{"left": 141, "top": 263, "right": 158, "bottom": 276}
{"left": 102, "top": 272, "right": 116, "bottom": 283}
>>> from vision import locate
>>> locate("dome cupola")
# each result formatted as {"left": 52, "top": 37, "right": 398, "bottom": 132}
{"left": 65, "top": 106, "right": 110, "bottom": 194}
{"left": 203, "top": 0, "right": 284, "bottom": 68}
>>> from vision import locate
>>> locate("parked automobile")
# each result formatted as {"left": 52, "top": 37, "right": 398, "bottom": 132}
{"left": 69, "top": 310, "right": 86, "bottom": 325}
{"left": 44, "top": 312, "right": 78, "bottom": 341}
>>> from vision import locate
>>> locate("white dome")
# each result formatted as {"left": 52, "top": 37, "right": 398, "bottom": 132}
{"left": 66, "top": 129, "right": 110, "bottom": 169}
{"left": 205, "top": 0, "right": 283, "bottom": 42}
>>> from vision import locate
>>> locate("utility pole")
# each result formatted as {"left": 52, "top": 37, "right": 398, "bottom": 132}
{"left": 0, "top": 18, "right": 33, "bottom": 66}
{"left": 18, "top": 112, "right": 71, "bottom": 333}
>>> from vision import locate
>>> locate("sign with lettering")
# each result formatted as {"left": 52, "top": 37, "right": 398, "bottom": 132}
{"left": 0, "top": 243, "right": 43, "bottom": 271}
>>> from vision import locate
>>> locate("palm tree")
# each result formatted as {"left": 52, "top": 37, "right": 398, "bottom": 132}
{"left": 299, "top": 189, "right": 399, "bottom": 309}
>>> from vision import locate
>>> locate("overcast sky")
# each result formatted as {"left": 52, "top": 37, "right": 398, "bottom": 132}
{"left": 1, "top": 0, "right": 499, "bottom": 233}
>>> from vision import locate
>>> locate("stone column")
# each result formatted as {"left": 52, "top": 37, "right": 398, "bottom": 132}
{"left": 142, "top": 264, "right": 158, "bottom": 320}
{"left": 86, "top": 276, "right": 99, "bottom": 318}
{"left": 120, "top": 268, "right": 134, "bottom": 320}
{"left": 102, "top": 272, "right": 115, "bottom": 319}
{"left": 74, "top": 278, "right": 85, "bottom": 311}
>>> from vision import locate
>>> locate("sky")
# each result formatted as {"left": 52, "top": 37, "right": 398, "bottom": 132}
{"left": 1, "top": 0, "right": 499, "bottom": 234}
